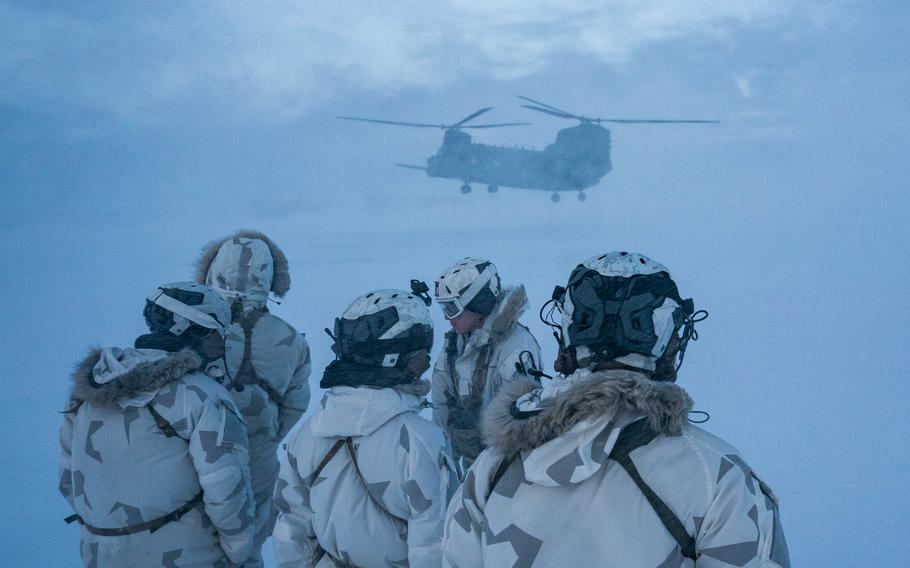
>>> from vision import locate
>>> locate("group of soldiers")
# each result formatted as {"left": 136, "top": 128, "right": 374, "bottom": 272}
{"left": 59, "top": 230, "right": 790, "bottom": 567}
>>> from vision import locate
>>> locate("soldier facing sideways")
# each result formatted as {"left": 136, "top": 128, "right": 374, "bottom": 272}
{"left": 195, "top": 230, "right": 312, "bottom": 567}
{"left": 442, "top": 252, "right": 790, "bottom": 567}
{"left": 59, "top": 282, "right": 254, "bottom": 567}
{"left": 430, "top": 258, "right": 542, "bottom": 473}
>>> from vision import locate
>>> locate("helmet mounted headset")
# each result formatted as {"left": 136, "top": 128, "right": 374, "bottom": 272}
{"left": 541, "top": 252, "right": 708, "bottom": 380}
{"left": 328, "top": 289, "right": 433, "bottom": 367}
{"left": 321, "top": 283, "right": 435, "bottom": 390}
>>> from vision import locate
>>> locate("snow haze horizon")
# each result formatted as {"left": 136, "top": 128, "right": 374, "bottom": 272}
{"left": 1, "top": 2, "right": 908, "bottom": 565}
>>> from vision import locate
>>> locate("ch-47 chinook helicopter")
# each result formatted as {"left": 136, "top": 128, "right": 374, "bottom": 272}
{"left": 338, "top": 96, "right": 718, "bottom": 202}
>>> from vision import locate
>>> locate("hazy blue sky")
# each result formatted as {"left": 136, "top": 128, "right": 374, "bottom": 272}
{"left": 1, "top": 2, "right": 908, "bottom": 565}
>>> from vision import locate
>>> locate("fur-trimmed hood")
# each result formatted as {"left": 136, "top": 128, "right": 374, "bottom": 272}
{"left": 194, "top": 229, "right": 291, "bottom": 299}
{"left": 487, "top": 285, "right": 529, "bottom": 341}
{"left": 70, "top": 347, "right": 201, "bottom": 404}
{"left": 480, "top": 369, "right": 693, "bottom": 486}
{"left": 456, "top": 285, "right": 529, "bottom": 353}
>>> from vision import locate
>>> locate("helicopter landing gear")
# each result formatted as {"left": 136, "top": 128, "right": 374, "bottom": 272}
{"left": 487, "top": 184, "right": 498, "bottom": 193}
{"left": 460, "top": 183, "right": 472, "bottom": 194}
{"left": 551, "top": 193, "right": 561, "bottom": 203}
{"left": 577, "top": 191, "right": 587, "bottom": 202}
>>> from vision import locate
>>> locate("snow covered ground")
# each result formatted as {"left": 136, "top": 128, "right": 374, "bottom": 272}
{"left": 2, "top": 3, "right": 909, "bottom": 566}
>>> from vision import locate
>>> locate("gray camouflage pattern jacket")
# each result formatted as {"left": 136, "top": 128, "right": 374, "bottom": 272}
{"left": 442, "top": 369, "right": 790, "bottom": 568}
{"left": 196, "top": 229, "right": 312, "bottom": 563}
{"left": 431, "top": 286, "right": 541, "bottom": 466}
{"left": 273, "top": 385, "right": 457, "bottom": 567}
{"left": 59, "top": 347, "right": 255, "bottom": 567}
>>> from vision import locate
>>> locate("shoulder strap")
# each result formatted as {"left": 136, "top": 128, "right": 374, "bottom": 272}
{"left": 444, "top": 330, "right": 458, "bottom": 381}
{"left": 146, "top": 404, "right": 180, "bottom": 439}
{"left": 344, "top": 437, "right": 408, "bottom": 525}
{"left": 470, "top": 342, "right": 495, "bottom": 403}
{"left": 233, "top": 309, "right": 283, "bottom": 405}
{"left": 310, "top": 437, "right": 408, "bottom": 525}
{"left": 61, "top": 399, "right": 84, "bottom": 415}
{"left": 609, "top": 420, "right": 697, "bottom": 560}
{"left": 487, "top": 453, "right": 516, "bottom": 498}
{"left": 312, "top": 438, "right": 346, "bottom": 480}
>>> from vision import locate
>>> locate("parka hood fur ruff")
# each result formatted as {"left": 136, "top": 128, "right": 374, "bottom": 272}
{"left": 486, "top": 285, "right": 529, "bottom": 342}
{"left": 70, "top": 348, "right": 202, "bottom": 404}
{"left": 482, "top": 371, "right": 693, "bottom": 454}
{"left": 194, "top": 229, "right": 291, "bottom": 297}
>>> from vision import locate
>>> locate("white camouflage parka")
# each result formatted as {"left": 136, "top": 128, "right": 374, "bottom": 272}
{"left": 431, "top": 286, "right": 541, "bottom": 468}
{"left": 442, "top": 369, "right": 790, "bottom": 568}
{"left": 273, "top": 385, "right": 457, "bottom": 567}
{"left": 196, "top": 230, "right": 312, "bottom": 564}
{"left": 59, "top": 347, "right": 255, "bottom": 567}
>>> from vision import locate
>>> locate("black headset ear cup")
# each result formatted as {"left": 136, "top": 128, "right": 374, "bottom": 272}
{"left": 199, "top": 330, "right": 225, "bottom": 362}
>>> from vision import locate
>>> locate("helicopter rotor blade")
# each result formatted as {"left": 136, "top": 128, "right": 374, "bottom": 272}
{"left": 461, "top": 122, "right": 532, "bottom": 129}
{"left": 396, "top": 163, "right": 428, "bottom": 170}
{"left": 516, "top": 95, "right": 576, "bottom": 117}
{"left": 336, "top": 116, "right": 445, "bottom": 129}
{"left": 595, "top": 118, "right": 720, "bottom": 124}
{"left": 452, "top": 107, "right": 494, "bottom": 128}
{"left": 520, "top": 105, "right": 578, "bottom": 120}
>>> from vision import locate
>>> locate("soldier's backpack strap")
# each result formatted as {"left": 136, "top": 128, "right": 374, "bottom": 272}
{"left": 312, "top": 438, "right": 346, "bottom": 480}
{"left": 65, "top": 490, "right": 204, "bottom": 536}
{"left": 343, "top": 437, "right": 408, "bottom": 525}
{"left": 61, "top": 399, "right": 84, "bottom": 415}
{"left": 146, "top": 404, "right": 180, "bottom": 438}
{"left": 62, "top": 395, "right": 182, "bottom": 440}
{"left": 310, "top": 437, "right": 407, "bottom": 525}
{"left": 233, "top": 308, "right": 283, "bottom": 405}
{"left": 487, "top": 453, "right": 517, "bottom": 498}
{"left": 444, "top": 330, "right": 459, "bottom": 391}
{"left": 609, "top": 419, "right": 697, "bottom": 561}
{"left": 469, "top": 342, "right": 495, "bottom": 410}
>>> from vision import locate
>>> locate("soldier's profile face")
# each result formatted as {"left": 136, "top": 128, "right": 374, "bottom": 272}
{"left": 449, "top": 310, "right": 486, "bottom": 335}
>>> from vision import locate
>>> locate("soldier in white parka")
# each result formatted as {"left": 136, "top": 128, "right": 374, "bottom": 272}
{"left": 274, "top": 287, "right": 457, "bottom": 567}
{"left": 442, "top": 252, "right": 791, "bottom": 567}
{"left": 59, "top": 282, "right": 255, "bottom": 567}
{"left": 195, "top": 230, "right": 312, "bottom": 566}
{"left": 430, "top": 258, "right": 542, "bottom": 473}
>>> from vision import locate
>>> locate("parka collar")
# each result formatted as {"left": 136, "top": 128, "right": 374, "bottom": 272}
{"left": 70, "top": 347, "right": 201, "bottom": 405}
{"left": 481, "top": 370, "right": 693, "bottom": 486}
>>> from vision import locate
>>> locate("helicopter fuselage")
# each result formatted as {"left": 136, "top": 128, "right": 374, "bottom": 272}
{"left": 426, "top": 123, "right": 612, "bottom": 192}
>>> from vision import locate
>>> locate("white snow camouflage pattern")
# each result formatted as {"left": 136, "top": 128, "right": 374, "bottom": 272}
{"left": 197, "top": 230, "right": 312, "bottom": 566}
{"left": 59, "top": 347, "right": 255, "bottom": 567}
{"left": 273, "top": 385, "right": 457, "bottom": 567}
{"left": 442, "top": 369, "right": 790, "bottom": 568}
{"left": 431, "top": 286, "right": 541, "bottom": 466}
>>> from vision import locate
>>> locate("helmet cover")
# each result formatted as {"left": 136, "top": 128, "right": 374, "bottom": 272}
{"left": 333, "top": 289, "right": 434, "bottom": 367}
{"left": 557, "top": 252, "right": 692, "bottom": 370}
{"left": 144, "top": 281, "right": 231, "bottom": 337}
{"left": 434, "top": 258, "right": 501, "bottom": 319}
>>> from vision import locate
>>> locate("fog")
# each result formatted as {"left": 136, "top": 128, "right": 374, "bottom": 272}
{"left": 1, "top": 2, "right": 908, "bottom": 565}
